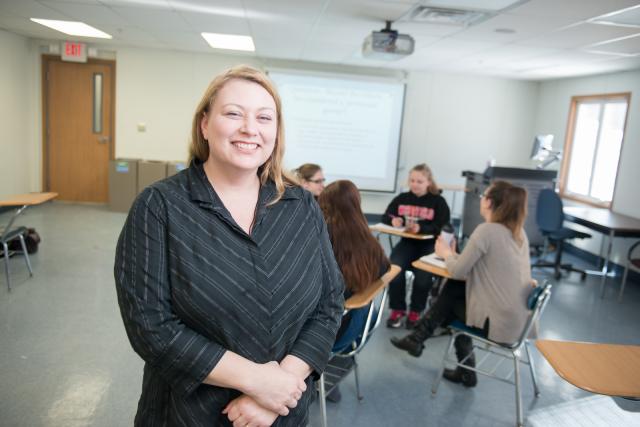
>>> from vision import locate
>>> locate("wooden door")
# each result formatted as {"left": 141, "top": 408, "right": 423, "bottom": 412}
{"left": 43, "top": 56, "right": 115, "bottom": 202}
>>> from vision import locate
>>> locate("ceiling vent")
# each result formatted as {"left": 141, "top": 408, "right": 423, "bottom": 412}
{"left": 405, "top": 6, "right": 491, "bottom": 26}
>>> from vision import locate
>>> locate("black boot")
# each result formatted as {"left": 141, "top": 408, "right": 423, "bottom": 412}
{"left": 443, "top": 335, "right": 477, "bottom": 387}
{"left": 390, "top": 315, "right": 434, "bottom": 357}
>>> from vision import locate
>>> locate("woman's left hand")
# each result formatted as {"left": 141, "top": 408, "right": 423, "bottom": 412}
{"left": 224, "top": 395, "right": 278, "bottom": 427}
{"left": 435, "top": 235, "right": 454, "bottom": 259}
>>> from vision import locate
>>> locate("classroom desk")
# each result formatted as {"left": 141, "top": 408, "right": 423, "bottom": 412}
{"left": 536, "top": 339, "right": 640, "bottom": 399}
{"left": 0, "top": 192, "right": 58, "bottom": 232}
{"left": 1, "top": 192, "right": 58, "bottom": 290}
{"left": 369, "top": 223, "right": 433, "bottom": 250}
{"left": 563, "top": 206, "right": 640, "bottom": 297}
{"left": 412, "top": 259, "right": 453, "bottom": 279}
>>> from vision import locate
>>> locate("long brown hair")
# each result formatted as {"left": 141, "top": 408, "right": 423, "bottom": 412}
{"left": 485, "top": 180, "right": 527, "bottom": 244}
{"left": 411, "top": 163, "right": 440, "bottom": 196}
{"left": 319, "top": 180, "right": 390, "bottom": 293}
{"left": 188, "top": 65, "right": 296, "bottom": 204}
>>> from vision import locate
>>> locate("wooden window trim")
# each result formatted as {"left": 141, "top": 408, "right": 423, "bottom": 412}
{"left": 558, "top": 92, "right": 631, "bottom": 210}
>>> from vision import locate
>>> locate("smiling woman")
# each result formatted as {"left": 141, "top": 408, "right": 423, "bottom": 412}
{"left": 114, "top": 65, "right": 345, "bottom": 427}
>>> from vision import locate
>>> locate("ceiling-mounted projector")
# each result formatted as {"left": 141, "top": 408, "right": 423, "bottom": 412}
{"left": 362, "top": 21, "right": 415, "bottom": 60}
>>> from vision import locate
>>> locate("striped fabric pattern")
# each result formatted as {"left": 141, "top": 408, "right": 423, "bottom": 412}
{"left": 114, "top": 162, "right": 345, "bottom": 426}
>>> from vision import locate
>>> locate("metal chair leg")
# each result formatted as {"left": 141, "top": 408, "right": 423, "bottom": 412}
{"left": 318, "top": 373, "right": 328, "bottom": 427}
{"left": 2, "top": 242, "right": 10, "bottom": 292}
{"left": 524, "top": 341, "right": 540, "bottom": 397}
{"left": 18, "top": 234, "right": 33, "bottom": 276}
{"left": 619, "top": 264, "right": 629, "bottom": 302}
{"left": 513, "top": 352, "right": 523, "bottom": 427}
{"left": 432, "top": 333, "right": 456, "bottom": 395}
{"left": 351, "top": 356, "right": 363, "bottom": 401}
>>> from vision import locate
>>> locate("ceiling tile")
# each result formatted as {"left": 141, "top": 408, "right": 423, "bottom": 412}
{"left": 177, "top": 11, "right": 250, "bottom": 34}
{"left": 508, "top": 0, "right": 640, "bottom": 21}
{"left": 0, "top": 0, "right": 70, "bottom": 20}
{"left": 517, "top": 22, "right": 640, "bottom": 49}
{"left": 110, "top": 5, "right": 191, "bottom": 31}
{"left": 585, "top": 33, "right": 640, "bottom": 55}
{"left": 39, "top": 1, "right": 129, "bottom": 26}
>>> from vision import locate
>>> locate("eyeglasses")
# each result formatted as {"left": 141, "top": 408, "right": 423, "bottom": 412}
{"left": 308, "top": 178, "right": 326, "bottom": 184}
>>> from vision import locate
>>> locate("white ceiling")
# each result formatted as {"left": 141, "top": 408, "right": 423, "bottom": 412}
{"left": 1, "top": 0, "right": 640, "bottom": 80}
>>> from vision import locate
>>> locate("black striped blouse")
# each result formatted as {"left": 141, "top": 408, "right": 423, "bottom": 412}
{"left": 114, "top": 162, "right": 345, "bottom": 426}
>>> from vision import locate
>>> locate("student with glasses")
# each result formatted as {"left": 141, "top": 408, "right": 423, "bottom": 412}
{"left": 294, "top": 163, "right": 326, "bottom": 198}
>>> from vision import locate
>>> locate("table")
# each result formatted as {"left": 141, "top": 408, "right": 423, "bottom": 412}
{"left": 1, "top": 192, "right": 58, "bottom": 234}
{"left": 1, "top": 192, "right": 58, "bottom": 290}
{"left": 369, "top": 223, "right": 433, "bottom": 251}
{"left": 536, "top": 339, "right": 640, "bottom": 399}
{"left": 412, "top": 259, "right": 453, "bottom": 279}
{"left": 563, "top": 206, "right": 640, "bottom": 297}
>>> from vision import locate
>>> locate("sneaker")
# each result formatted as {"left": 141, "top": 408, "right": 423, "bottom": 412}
{"left": 406, "top": 311, "right": 421, "bottom": 329}
{"left": 386, "top": 310, "right": 406, "bottom": 328}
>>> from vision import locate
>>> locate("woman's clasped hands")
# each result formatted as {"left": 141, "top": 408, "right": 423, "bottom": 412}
{"left": 223, "top": 361, "right": 307, "bottom": 427}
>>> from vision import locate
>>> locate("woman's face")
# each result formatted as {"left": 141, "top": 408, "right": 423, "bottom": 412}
{"left": 409, "top": 170, "right": 430, "bottom": 197}
{"left": 480, "top": 187, "right": 493, "bottom": 221}
{"left": 303, "top": 170, "right": 325, "bottom": 196}
{"left": 200, "top": 79, "right": 277, "bottom": 174}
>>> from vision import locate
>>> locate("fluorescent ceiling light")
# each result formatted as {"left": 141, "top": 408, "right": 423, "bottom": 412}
{"left": 201, "top": 32, "right": 255, "bottom": 52}
{"left": 30, "top": 18, "right": 112, "bottom": 39}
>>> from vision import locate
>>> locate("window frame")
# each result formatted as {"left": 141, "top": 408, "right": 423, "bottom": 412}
{"left": 559, "top": 92, "right": 631, "bottom": 209}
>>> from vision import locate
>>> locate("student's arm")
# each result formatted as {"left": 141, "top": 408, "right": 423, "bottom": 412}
{"left": 418, "top": 196, "right": 451, "bottom": 235}
{"left": 444, "top": 224, "right": 489, "bottom": 280}
{"left": 382, "top": 195, "right": 401, "bottom": 226}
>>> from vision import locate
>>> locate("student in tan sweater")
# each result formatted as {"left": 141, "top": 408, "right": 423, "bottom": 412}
{"left": 391, "top": 180, "right": 531, "bottom": 388}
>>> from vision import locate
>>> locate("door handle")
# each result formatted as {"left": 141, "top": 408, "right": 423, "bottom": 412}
{"left": 98, "top": 136, "right": 110, "bottom": 144}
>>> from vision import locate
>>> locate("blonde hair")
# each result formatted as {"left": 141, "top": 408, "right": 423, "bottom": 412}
{"left": 411, "top": 163, "right": 440, "bottom": 195}
{"left": 188, "top": 65, "right": 296, "bottom": 204}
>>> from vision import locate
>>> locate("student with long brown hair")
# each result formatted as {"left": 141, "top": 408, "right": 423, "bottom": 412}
{"left": 318, "top": 180, "right": 390, "bottom": 402}
{"left": 391, "top": 181, "right": 531, "bottom": 388}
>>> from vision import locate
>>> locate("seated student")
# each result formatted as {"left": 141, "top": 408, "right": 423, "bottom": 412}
{"left": 318, "top": 180, "right": 390, "bottom": 401}
{"left": 390, "top": 181, "right": 532, "bottom": 387}
{"left": 383, "top": 163, "right": 450, "bottom": 329}
{"left": 294, "top": 163, "right": 325, "bottom": 198}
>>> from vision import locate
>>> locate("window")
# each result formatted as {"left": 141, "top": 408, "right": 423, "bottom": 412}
{"left": 560, "top": 93, "right": 630, "bottom": 207}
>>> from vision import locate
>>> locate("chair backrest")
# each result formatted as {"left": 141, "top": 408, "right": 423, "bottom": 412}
{"left": 333, "top": 264, "right": 401, "bottom": 356}
{"left": 536, "top": 189, "right": 564, "bottom": 233}
{"left": 510, "top": 280, "right": 552, "bottom": 349}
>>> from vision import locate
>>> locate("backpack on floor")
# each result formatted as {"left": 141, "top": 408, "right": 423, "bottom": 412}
{"left": 6, "top": 228, "right": 41, "bottom": 254}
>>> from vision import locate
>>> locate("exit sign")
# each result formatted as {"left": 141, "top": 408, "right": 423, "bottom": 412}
{"left": 61, "top": 41, "right": 87, "bottom": 63}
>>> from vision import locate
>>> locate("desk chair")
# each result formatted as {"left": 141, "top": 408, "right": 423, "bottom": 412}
{"left": 432, "top": 281, "right": 552, "bottom": 427}
{"left": 1, "top": 224, "right": 33, "bottom": 292}
{"left": 318, "top": 264, "right": 401, "bottom": 427}
{"left": 533, "top": 189, "right": 590, "bottom": 280}
{"left": 620, "top": 240, "right": 640, "bottom": 301}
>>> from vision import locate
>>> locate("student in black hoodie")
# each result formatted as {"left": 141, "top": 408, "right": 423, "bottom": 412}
{"left": 383, "top": 163, "right": 450, "bottom": 329}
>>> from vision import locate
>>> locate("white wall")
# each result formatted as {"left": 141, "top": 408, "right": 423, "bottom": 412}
{"left": 362, "top": 71, "right": 539, "bottom": 214}
{"left": 535, "top": 69, "right": 640, "bottom": 263}
{"left": 112, "top": 46, "right": 539, "bottom": 215}
{"left": 0, "top": 30, "right": 33, "bottom": 198}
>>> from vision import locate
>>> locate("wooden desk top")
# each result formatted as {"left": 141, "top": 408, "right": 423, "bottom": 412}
{"left": 369, "top": 223, "right": 434, "bottom": 240}
{"left": 0, "top": 192, "right": 58, "bottom": 207}
{"left": 564, "top": 206, "right": 640, "bottom": 237}
{"left": 412, "top": 260, "right": 453, "bottom": 279}
{"left": 536, "top": 339, "right": 640, "bottom": 398}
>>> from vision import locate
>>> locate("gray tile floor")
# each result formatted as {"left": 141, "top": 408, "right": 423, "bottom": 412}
{"left": 1, "top": 203, "right": 639, "bottom": 427}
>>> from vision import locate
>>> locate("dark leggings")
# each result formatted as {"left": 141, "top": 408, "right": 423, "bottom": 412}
{"left": 419, "top": 279, "right": 489, "bottom": 361}
{"left": 388, "top": 238, "right": 434, "bottom": 312}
